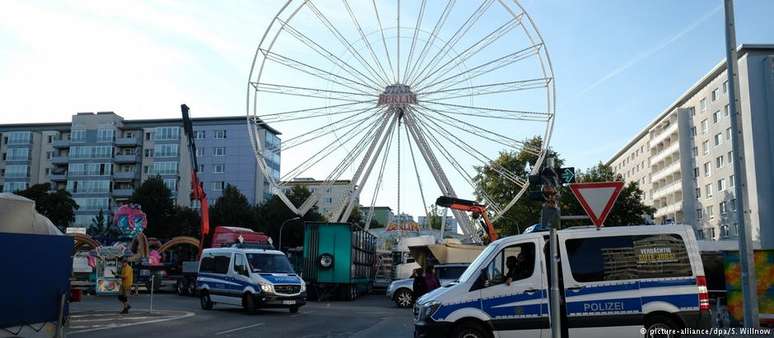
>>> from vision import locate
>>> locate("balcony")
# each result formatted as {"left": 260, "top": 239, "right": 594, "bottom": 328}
{"left": 115, "top": 137, "right": 141, "bottom": 147}
{"left": 49, "top": 173, "right": 67, "bottom": 182}
{"left": 114, "top": 154, "right": 139, "bottom": 163}
{"left": 51, "top": 155, "right": 69, "bottom": 164}
{"left": 113, "top": 171, "right": 137, "bottom": 181}
{"left": 112, "top": 188, "right": 134, "bottom": 198}
{"left": 649, "top": 121, "right": 679, "bottom": 149}
{"left": 655, "top": 200, "right": 683, "bottom": 218}
{"left": 651, "top": 160, "right": 681, "bottom": 182}
{"left": 650, "top": 142, "right": 680, "bottom": 166}
{"left": 652, "top": 180, "right": 682, "bottom": 200}
{"left": 52, "top": 139, "right": 70, "bottom": 148}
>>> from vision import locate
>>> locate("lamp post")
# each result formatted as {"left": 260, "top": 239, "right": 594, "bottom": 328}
{"left": 278, "top": 216, "right": 301, "bottom": 252}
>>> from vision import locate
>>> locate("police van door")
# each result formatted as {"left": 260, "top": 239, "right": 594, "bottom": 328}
{"left": 560, "top": 233, "right": 642, "bottom": 338}
{"left": 478, "top": 238, "right": 547, "bottom": 337}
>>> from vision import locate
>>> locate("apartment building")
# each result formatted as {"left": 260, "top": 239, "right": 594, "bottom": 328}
{"left": 0, "top": 111, "right": 280, "bottom": 228}
{"left": 607, "top": 45, "right": 774, "bottom": 249}
{"left": 280, "top": 178, "right": 355, "bottom": 220}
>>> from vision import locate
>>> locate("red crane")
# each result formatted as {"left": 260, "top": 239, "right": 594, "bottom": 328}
{"left": 435, "top": 196, "right": 498, "bottom": 242}
{"left": 181, "top": 104, "right": 210, "bottom": 256}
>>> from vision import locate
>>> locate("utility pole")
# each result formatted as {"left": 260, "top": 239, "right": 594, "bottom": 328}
{"left": 723, "top": 0, "right": 759, "bottom": 327}
{"left": 539, "top": 157, "right": 562, "bottom": 338}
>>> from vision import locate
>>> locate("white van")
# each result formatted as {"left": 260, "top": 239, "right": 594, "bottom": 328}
{"left": 414, "top": 225, "right": 711, "bottom": 338}
{"left": 196, "top": 247, "right": 306, "bottom": 313}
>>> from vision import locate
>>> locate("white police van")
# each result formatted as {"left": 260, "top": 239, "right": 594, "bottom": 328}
{"left": 414, "top": 225, "right": 711, "bottom": 338}
{"left": 197, "top": 247, "right": 306, "bottom": 313}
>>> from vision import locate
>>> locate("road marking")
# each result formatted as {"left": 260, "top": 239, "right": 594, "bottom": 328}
{"left": 68, "top": 311, "right": 195, "bottom": 335}
{"left": 215, "top": 322, "right": 265, "bottom": 336}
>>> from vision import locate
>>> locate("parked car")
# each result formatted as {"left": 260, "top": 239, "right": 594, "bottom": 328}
{"left": 387, "top": 263, "right": 469, "bottom": 308}
{"left": 414, "top": 225, "right": 711, "bottom": 338}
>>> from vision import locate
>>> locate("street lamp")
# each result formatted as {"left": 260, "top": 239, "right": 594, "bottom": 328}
{"left": 278, "top": 216, "right": 301, "bottom": 252}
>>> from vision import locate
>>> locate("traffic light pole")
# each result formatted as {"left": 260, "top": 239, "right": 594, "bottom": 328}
{"left": 540, "top": 157, "right": 563, "bottom": 338}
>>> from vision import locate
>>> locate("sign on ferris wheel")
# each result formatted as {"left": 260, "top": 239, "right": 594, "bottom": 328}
{"left": 246, "top": 0, "right": 556, "bottom": 243}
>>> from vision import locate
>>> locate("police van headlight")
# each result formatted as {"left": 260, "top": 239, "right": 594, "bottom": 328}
{"left": 417, "top": 301, "right": 441, "bottom": 321}
{"left": 300, "top": 282, "right": 306, "bottom": 292}
{"left": 260, "top": 283, "right": 274, "bottom": 294}
{"left": 318, "top": 253, "right": 334, "bottom": 269}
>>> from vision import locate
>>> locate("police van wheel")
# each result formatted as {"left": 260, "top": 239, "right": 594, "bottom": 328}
{"left": 451, "top": 323, "right": 489, "bottom": 338}
{"left": 200, "top": 291, "right": 214, "bottom": 310}
{"left": 243, "top": 294, "right": 258, "bottom": 314}
{"left": 176, "top": 280, "right": 186, "bottom": 296}
{"left": 644, "top": 315, "right": 681, "bottom": 338}
{"left": 394, "top": 289, "right": 414, "bottom": 308}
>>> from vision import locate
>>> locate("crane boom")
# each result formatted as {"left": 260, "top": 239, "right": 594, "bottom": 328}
{"left": 436, "top": 196, "right": 498, "bottom": 242}
{"left": 181, "top": 104, "right": 210, "bottom": 256}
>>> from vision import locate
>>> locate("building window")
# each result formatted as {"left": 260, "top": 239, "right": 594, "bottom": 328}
{"left": 693, "top": 167, "right": 700, "bottom": 178}
{"left": 7, "top": 147, "right": 30, "bottom": 161}
{"left": 718, "top": 178, "right": 726, "bottom": 192}
{"left": 71, "top": 130, "right": 87, "bottom": 142}
{"left": 214, "top": 147, "right": 225, "bottom": 156}
{"left": 707, "top": 206, "right": 714, "bottom": 220}
{"left": 712, "top": 88, "right": 720, "bottom": 101}
{"left": 212, "top": 181, "right": 224, "bottom": 191}
{"left": 164, "top": 178, "right": 177, "bottom": 191}
{"left": 714, "top": 133, "right": 723, "bottom": 146}
{"left": 691, "top": 127, "right": 697, "bottom": 136}
{"left": 144, "top": 149, "right": 154, "bottom": 158}
{"left": 726, "top": 128, "right": 731, "bottom": 141}
{"left": 692, "top": 146, "right": 698, "bottom": 157}
{"left": 716, "top": 156, "right": 724, "bottom": 169}
{"left": 2, "top": 182, "right": 28, "bottom": 193}
{"left": 729, "top": 175, "right": 735, "bottom": 187}
{"left": 700, "top": 119, "right": 708, "bottom": 134}
{"left": 145, "top": 132, "right": 151, "bottom": 140}
{"left": 703, "top": 162, "right": 711, "bottom": 177}
{"left": 722, "top": 80, "right": 728, "bottom": 94}
{"left": 700, "top": 98, "right": 707, "bottom": 112}
{"left": 214, "top": 130, "right": 227, "bottom": 139}
{"left": 46, "top": 151, "right": 53, "bottom": 160}
{"left": 152, "top": 161, "right": 178, "bottom": 175}
{"left": 214, "top": 164, "right": 225, "bottom": 173}
{"left": 713, "top": 111, "right": 720, "bottom": 123}
{"left": 705, "top": 184, "right": 713, "bottom": 199}
{"left": 47, "top": 135, "right": 53, "bottom": 143}
{"left": 723, "top": 104, "right": 729, "bottom": 117}
{"left": 198, "top": 164, "right": 205, "bottom": 173}
{"left": 696, "top": 208, "right": 703, "bottom": 221}
{"left": 5, "top": 165, "right": 29, "bottom": 178}
{"left": 702, "top": 141, "right": 709, "bottom": 155}
{"left": 154, "top": 144, "right": 179, "bottom": 158}
{"left": 97, "top": 128, "right": 115, "bottom": 142}
{"left": 196, "top": 147, "right": 204, "bottom": 157}
{"left": 153, "top": 127, "right": 180, "bottom": 141}
{"left": 143, "top": 165, "right": 149, "bottom": 174}
{"left": 720, "top": 201, "right": 728, "bottom": 215}
{"left": 730, "top": 199, "right": 737, "bottom": 211}
{"left": 728, "top": 151, "right": 733, "bottom": 164}
{"left": 695, "top": 188, "right": 701, "bottom": 198}
{"left": 194, "top": 130, "right": 206, "bottom": 139}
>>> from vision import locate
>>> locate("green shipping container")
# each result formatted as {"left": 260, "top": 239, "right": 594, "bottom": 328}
{"left": 303, "top": 222, "right": 376, "bottom": 301}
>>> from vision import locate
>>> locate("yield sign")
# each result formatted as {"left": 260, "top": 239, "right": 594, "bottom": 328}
{"left": 569, "top": 182, "right": 625, "bottom": 228}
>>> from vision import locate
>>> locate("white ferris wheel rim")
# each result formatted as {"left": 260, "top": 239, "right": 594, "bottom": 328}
{"left": 246, "top": 0, "right": 555, "bottom": 241}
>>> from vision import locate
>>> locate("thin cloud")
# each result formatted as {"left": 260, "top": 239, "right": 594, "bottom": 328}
{"left": 579, "top": 4, "right": 722, "bottom": 95}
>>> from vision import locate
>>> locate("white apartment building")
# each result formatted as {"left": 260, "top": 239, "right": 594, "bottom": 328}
{"left": 608, "top": 45, "right": 774, "bottom": 249}
{"left": 280, "top": 178, "right": 355, "bottom": 220}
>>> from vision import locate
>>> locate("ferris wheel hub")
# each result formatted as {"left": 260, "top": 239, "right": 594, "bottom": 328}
{"left": 378, "top": 84, "right": 417, "bottom": 108}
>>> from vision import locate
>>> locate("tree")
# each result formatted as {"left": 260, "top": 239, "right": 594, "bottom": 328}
{"left": 560, "top": 163, "right": 656, "bottom": 227}
{"left": 255, "top": 185, "right": 326, "bottom": 248}
{"left": 88, "top": 208, "right": 121, "bottom": 240}
{"left": 209, "top": 184, "right": 256, "bottom": 227}
{"left": 169, "top": 206, "right": 201, "bottom": 238}
{"left": 426, "top": 204, "right": 443, "bottom": 230}
{"left": 15, "top": 183, "right": 79, "bottom": 231}
{"left": 129, "top": 176, "right": 175, "bottom": 238}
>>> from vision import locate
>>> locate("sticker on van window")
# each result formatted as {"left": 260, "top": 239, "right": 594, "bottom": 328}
{"left": 637, "top": 247, "right": 678, "bottom": 264}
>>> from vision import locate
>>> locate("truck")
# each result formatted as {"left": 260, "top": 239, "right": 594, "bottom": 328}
{"left": 302, "top": 222, "right": 377, "bottom": 301}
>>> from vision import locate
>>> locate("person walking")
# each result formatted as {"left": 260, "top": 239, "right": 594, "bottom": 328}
{"left": 412, "top": 268, "right": 427, "bottom": 301}
{"left": 119, "top": 259, "right": 133, "bottom": 314}
{"left": 423, "top": 265, "right": 441, "bottom": 292}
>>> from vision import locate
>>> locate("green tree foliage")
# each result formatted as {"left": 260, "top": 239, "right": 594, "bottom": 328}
{"left": 255, "top": 185, "right": 326, "bottom": 248}
{"left": 15, "top": 183, "right": 78, "bottom": 231}
{"left": 209, "top": 184, "right": 256, "bottom": 227}
{"left": 474, "top": 137, "right": 655, "bottom": 236}
{"left": 129, "top": 176, "right": 175, "bottom": 239}
{"left": 169, "top": 206, "right": 202, "bottom": 238}
{"left": 87, "top": 208, "right": 121, "bottom": 240}
{"left": 426, "top": 204, "right": 443, "bottom": 230}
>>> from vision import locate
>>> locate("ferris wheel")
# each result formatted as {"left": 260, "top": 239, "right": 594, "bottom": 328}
{"left": 247, "top": 0, "right": 555, "bottom": 243}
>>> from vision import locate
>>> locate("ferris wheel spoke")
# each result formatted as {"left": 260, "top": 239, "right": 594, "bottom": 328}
{"left": 413, "top": 13, "right": 524, "bottom": 89}
{"left": 421, "top": 101, "right": 551, "bottom": 125}
{"left": 409, "top": 0, "right": 495, "bottom": 87}
{"left": 260, "top": 101, "right": 376, "bottom": 124}
{"left": 370, "top": 0, "right": 396, "bottom": 84}
{"left": 420, "top": 77, "right": 551, "bottom": 101}
{"left": 416, "top": 43, "right": 543, "bottom": 93}
{"left": 252, "top": 82, "right": 375, "bottom": 103}
{"left": 404, "top": 0, "right": 456, "bottom": 84}
{"left": 405, "top": 122, "right": 430, "bottom": 223}
{"left": 261, "top": 49, "right": 377, "bottom": 95}
{"left": 411, "top": 108, "right": 527, "bottom": 187}
{"left": 281, "top": 112, "right": 387, "bottom": 182}
{"left": 403, "top": 0, "right": 426, "bottom": 82}
{"left": 277, "top": 19, "right": 386, "bottom": 90}
{"left": 306, "top": 1, "right": 392, "bottom": 87}
{"left": 266, "top": 107, "right": 382, "bottom": 154}
{"left": 340, "top": 0, "right": 392, "bottom": 85}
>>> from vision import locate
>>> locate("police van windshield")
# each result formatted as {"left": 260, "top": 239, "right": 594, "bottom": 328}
{"left": 457, "top": 244, "right": 499, "bottom": 283}
{"left": 246, "top": 253, "right": 294, "bottom": 273}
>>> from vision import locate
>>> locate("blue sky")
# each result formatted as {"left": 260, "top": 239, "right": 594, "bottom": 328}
{"left": 1, "top": 0, "right": 773, "bottom": 219}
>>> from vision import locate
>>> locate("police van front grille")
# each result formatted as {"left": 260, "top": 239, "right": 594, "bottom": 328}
{"left": 275, "top": 285, "right": 301, "bottom": 294}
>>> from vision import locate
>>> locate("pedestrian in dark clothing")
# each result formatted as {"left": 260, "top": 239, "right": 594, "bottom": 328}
{"left": 412, "top": 268, "right": 427, "bottom": 300}
{"left": 424, "top": 265, "right": 441, "bottom": 291}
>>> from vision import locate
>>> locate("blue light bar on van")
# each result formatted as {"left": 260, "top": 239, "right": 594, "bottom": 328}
{"left": 523, "top": 224, "right": 549, "bottom": 234}
{"left": 230, "top": 243, "right": 275, "bottom": 250}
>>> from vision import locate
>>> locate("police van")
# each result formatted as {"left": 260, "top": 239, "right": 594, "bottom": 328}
{"left": 197, "top": 247, "right": 306, "bottom": 313}
{"left": 414, "top": 225, "right": 711, "bottom": 338}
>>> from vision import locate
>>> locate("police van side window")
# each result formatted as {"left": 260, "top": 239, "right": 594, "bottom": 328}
{"left": 566, "top": 234, "right": 691, "bottom": 283}
{"left": 200, "top": 255, "right": 215, "bottom": 273}
{"left": 483, "top": 243, "right": 535, "bottom": 286}
{"left": 233, "top": 254, "right": 249, "bottom": 277}
{"left": 214, "top": 254, "right": 231, "bottom": 274}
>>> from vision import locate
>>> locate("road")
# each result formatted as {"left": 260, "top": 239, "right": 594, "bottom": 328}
{"left": 66, "top": 292, "right": 414, "bottom": 338}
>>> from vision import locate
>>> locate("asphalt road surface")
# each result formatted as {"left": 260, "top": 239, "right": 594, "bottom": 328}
{"left": 66, "top": 292, "right": 414, "bottom": 338}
